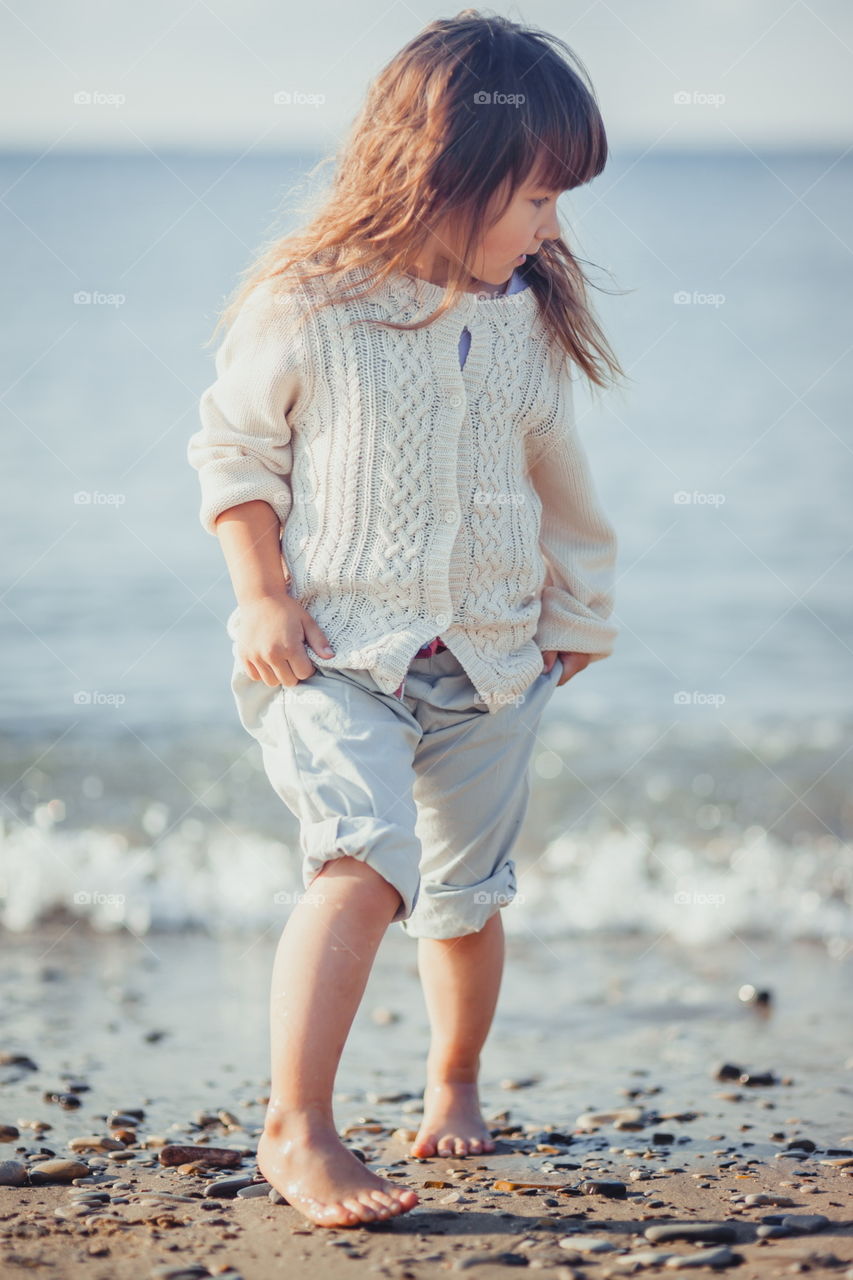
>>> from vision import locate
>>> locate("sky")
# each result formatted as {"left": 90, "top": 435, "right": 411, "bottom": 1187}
{"left": 0, "top": 0, "right": 851, "bottom": 153}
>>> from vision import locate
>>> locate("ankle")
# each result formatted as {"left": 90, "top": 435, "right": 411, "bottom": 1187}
{"left": 263, "top": 1099, "right": 335, "bottom": 1138}
{"left": 425, "top": 1059, "right": 481, "bottom": 1087}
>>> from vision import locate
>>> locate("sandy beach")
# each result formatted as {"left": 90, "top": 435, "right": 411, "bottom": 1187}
{"left": 1, "top": 925, "right": 852, "bottom": 1278}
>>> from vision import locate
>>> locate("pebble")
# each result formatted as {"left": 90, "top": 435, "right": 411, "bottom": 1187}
{"left": 744, "top": 1193, "right": 795, "bottom": 1206}
{"left": 613, "top": 1249, "right": 676, "bottom": 1269}
{"left": 455, "top": 1253, "right": 530, "bottom": 1269}
{"left": 158, "top": 1144, "right": 243, "bottom": 1168}
{"left": 0, "top": 1125, "right": 21, "bottom": 1142}
{"left": 235, "top": 1181, "right": 272, "bottom": 1198}
{"left": 575, "top": 1108, "right": 644, "bottom": 1131}
{"left": 149, "top": 1267, "right": 212, "bottom": 1279}
{"left": 204, "top": 1174, "right": 255, "bottom": 1198}
{"left": 579, "top": 1178, "right": 627, "bottom": 1198}
{"left": 29, "top": 1158, "right": 91, "bottom": 1183}
{"left": 664, "top": 1246, "right": 738, "bottom": 1269}
{"left": 68, "top": 1134, "right": 126, "bottom": 1153}
{"left": 645, "top": 1223, "right": 737, "bottom": 1244}
{"left": 558, "top": 1234, "right": 619, "bottom": 1253}
{"left": 0, "top": 1160, "right": 27, "bottom": 1186}
{"left": 779, "top": 1213, "right": 829, "bottom": 1233}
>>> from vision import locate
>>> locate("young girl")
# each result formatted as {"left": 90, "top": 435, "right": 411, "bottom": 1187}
{"left": 188, "top": 10, "right": 623, "bottom": 1231}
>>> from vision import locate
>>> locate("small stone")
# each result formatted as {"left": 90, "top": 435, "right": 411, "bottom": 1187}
{"left": 580, "top": 1178, "right": 628, "bottom": 1199}
{"left": 0, "top": 1125, "right": 21, "bottom": 1142}
{"left": 268, "top": 1187, "right": 288, "bottom": 1204}
{"left": 204, "top": 1174, "right": 255, "bottom": 1198}
{"left": 652, "top": 1132, "right": 674, "bottom": 1145}
{"left": 644, "top": 1223, "right": 737, "bottom": 1244}
{"left": 739, "top": 1070, "right": 777, "bottom": 1087}
{"left": 42, "top": 1090, "right": 83, "bottom": 1108}
{"left": 455, "top": 1253, "right": 530, "bottom": 1269}
{"left": 558, "top": 1234, "right": 619, "bottom": 1253}
{"left": 664, "top": 1245, "right": 739, "bottom": 1268}
{"left": 575, "top": 1108, "right": 644, "bottom": 1131}
{"left": 29, "top": 1158, "right": 91, "bottom": 1183}
{"left": 235, "top": 1181, "right": 272, "bottom": 1198}
{"left": 744, "top": 1193, "right": 795, "bottom": 1206}
{"left": 779, "top": 1213, "right": 829, "bottom": 1234}
{"left": 0, "top": 1160, "right": 28, "bottom": 1186}
{"left": 149, "top": 1267, "right": 212, "bottom": 1279}
{"left": 68, "top": 1135, "right": 125, "bottom": 1153}
{"left": 158, "top": 1144, "right": 242, "bottom": 1168}
{"left": 0, "top": 1052, "right": 38, "bottom": 1071}
{"left": 370, "top": 1006, "right": 399, "bottom": 1025}
{"left": 712, "top": 1062, "right": 743, "bottom": 1081}
{"left": 613, "top": 1249, "right": 676, "bottom": 1269}
{"left": 756, "top": 1225, "right": 792, "bottom": 1238}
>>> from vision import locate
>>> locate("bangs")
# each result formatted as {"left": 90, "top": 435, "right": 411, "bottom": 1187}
{"left": 518, "top": 99, "right": 607, "bottom": 194}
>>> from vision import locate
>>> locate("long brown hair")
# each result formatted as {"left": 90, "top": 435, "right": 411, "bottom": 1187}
{"left": 208, "top": 9, "right": 629, "bottom": 393}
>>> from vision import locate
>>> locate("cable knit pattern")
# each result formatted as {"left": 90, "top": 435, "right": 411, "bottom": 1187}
{"left": 187, "top": 261, "right": 618, "bottom": 713}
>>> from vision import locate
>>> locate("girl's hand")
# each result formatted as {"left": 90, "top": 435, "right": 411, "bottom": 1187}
{"left": 237, "top": 594, "right": 335, "bottom": 688}
{"left": 541, "top": 650, "right": 593, "bottom": 687}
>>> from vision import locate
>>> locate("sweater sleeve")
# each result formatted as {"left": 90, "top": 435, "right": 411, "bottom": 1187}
{"left": 187, "top": 283, "right": 305, "bottom": 537}
{"left": 526, "top": 364, "right": 619, "bottom": 662}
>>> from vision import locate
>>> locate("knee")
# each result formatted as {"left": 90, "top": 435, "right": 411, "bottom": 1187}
{"left": 312, "top": 855, "right": 405, "bottom": 916}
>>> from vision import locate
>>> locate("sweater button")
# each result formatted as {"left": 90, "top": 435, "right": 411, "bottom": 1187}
{"left": 448, "top": 394, "right": 463, "bottom": 408}
{"left": 442, "top": 508, "right": 458, "bottom": 524}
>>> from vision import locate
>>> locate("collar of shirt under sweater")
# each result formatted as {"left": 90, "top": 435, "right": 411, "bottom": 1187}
{"left": 187, "top": 262, "right": 619, "bottom": 713}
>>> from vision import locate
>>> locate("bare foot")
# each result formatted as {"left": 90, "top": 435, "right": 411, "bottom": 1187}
{"left": 257, "top": 1110, "right": 420, "bottom": 1228}
{"left": 409, "top": 1080, "right": 497, "bottom": 1158}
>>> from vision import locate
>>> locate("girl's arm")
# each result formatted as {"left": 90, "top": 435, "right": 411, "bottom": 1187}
{"left": 187, "top": 282, "right": 303, "bottom": 538}
{"left": 526, "top": 366, "right": 619, "bottom": 664}
{"left": 213, "top": 499, "right": 290, "bottom": 605}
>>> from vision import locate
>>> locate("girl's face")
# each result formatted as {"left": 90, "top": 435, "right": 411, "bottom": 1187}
{"left": 471, "top": 177, "right": 565, "bottom": 285}
{"left": 412, "top": 172, "right": 566, "bottom": 291}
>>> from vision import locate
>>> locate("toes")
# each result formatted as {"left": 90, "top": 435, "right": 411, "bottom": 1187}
{"left": 344, "top": 1195, "right": 377, "bottom": 1222}
{"left": 319, "top": 1202, "right": 360, "bottom": 1227}
{"left": 469, "top": 1138, "right": 483, "bottom": 1153}
{"left": 366, "top": 1190, "right": 393, "bottom": 1215}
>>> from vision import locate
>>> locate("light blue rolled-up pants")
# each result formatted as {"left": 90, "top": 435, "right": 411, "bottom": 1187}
{"left": 229, "top": 644, "right": 561, "bottom": 940}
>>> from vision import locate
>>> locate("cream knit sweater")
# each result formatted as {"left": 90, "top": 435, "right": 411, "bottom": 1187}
{"left": 187, "top": 262, "right": 618, "bottom": 712}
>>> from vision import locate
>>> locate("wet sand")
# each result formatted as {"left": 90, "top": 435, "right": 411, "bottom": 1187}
{"left": 1, "top": 926, "right": 852, "bottom": 1277}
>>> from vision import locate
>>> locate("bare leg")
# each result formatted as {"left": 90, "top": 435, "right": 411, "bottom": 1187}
{"left": 409, "top": 910, "right": 503, "bottom": 1157}
{"left": 257, "top": 856, "right": 420, "bottom": 1227}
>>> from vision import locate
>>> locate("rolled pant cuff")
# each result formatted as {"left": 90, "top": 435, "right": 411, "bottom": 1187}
{"left": 299, "top": 814, "right": 421, "bottom": 923}
{"left": 398, "top": 858, "right": 518, "bottom": 940}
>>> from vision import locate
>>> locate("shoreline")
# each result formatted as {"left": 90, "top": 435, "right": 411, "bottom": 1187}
{"left": 0, "top": 926, "right": 851, "bottom": 1276}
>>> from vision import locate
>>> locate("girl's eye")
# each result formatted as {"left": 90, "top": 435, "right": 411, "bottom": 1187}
{"left": 531, "top": 198, "right": 550, "bottom": 209}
